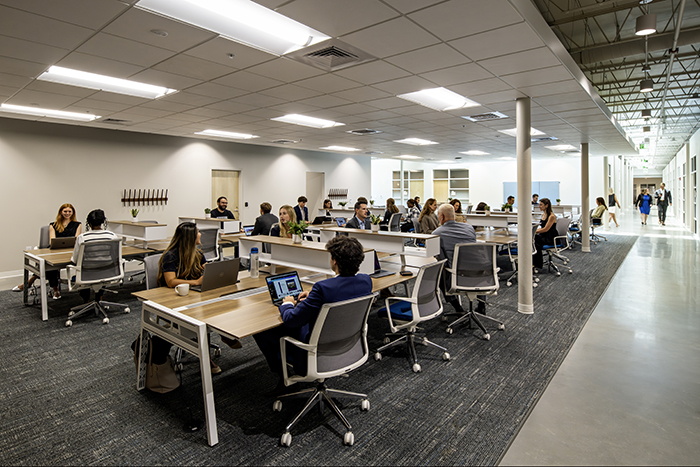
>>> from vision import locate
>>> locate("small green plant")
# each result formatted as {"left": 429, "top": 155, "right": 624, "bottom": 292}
{"left": 484, "top": 205, "right": 491, "bottom": 211}
{"left": 204, "top": 208, "right": 211, "bottom": 214}
{"left": 369, "top": 199, "right": 374, "bottom": 205}
{"left": 369, "top": 214, "right": 382, "bottom": 225}
{"left": 556, "top": 199, "right": 561, "bottom": 203}
{"left": 286, "top": 220, "right": 309, "bottom": 235}
{"left": 501, "top": 203, "right": 512, "bottom": 211}
{"left": 338, "top": 201, "right": 347, "bottom": 207}
{"left": 130, "top": 208, "right": 139, "bottom": 217}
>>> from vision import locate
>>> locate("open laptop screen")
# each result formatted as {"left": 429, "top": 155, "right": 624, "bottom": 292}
{"left": 243, "top": 225, "right": 255, "bottom": 236}
{"left": 266, "top": 271, "right": 303, "bottom": 305}
{"left": 335, "top": 217, "right": 347, "bottom": 227}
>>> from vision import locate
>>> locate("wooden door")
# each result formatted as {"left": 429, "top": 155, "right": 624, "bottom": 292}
{"left": 212, "top": 170, "right": 240, "bottom": 218}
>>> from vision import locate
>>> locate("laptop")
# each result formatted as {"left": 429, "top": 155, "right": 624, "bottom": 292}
{"left": 311, "top": 216, "right": 330, "bottom": 225}
{"left": 50, "top": 237, "right": 76, "bottom": 249}
{"left": 191, "top": 258, "right": 240, "bottom": 293}
{"left": 369, "top": 251, "right": 395, "bottom": 278}
{"left": 266, "top": 271, "right": 304, "bottom": 306}
{"left": 335, "top": 217, "right": 347, "bottom": 227}
{"left": 243, "top": 225, "right": 255, "bottom": 236}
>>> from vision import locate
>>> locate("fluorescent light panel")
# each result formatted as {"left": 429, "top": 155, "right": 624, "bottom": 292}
{"left": 271, "top": 114, "right": 344, "bottom": 129}
{"left": 460, "top": 150, "right": 490, "bottom": 156}
{"left": 545, "top": 144, "right": 577, "bottom": 151}
{"left": 320, "top": 145, "right": 360, "bottom": 152}
{"left": 397, "top": 87, "right": 480, "bottom": 111}
{"left": 195, "top": 129, "right": 258, "bottom": 139}
{"left": 498, "top": 127, "right": 545, "bottom": 137}
{"left": 394, "top": 155, "right": 422, "bottom": 160}
{"left": 394, "top": 138, "right": 438, "bottom": 146}
{"left": 0, "top": 103, "right": 100, "bottom": 122}
{"left": 37, "top": 66, "right": 177, "bottom": 99}
{"left": 137, "top": 0, "right": 330, "bottom": 56}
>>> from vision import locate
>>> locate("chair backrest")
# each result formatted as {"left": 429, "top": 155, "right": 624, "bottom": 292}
{"left": 144, "top": 253, "right": 163, "bottom": 290}
{"left": 74, "top": 238, "right": 123, "bottom": 286}
{"left": 411, "top": 217, "right": 421, "bottom": 233}
{"left": 396, "top": 205, "right": 407, "bottom": 214}
{"left": 389, "top": 212, "right": 402, "bottom": 232}
{"left": 449, "top": 243, "right": 499, "bottom": 294}
{"left": 411, "top": 260, "right": 446, "bottom": 319}
{"left": 306, "top": 293, "right": 377, "bottom": 376}
{"left": 38, "top": 225, "right": 51, "bottom": 249}
{"left": 198, "top": 227, "right": 220, "bottom": 262}
{"left": 269, "top": 223, "right": 279, "bottom": 235}
{"left": 556, "top": 217, "right": 571, "bottom": 236}
{"left": 467, "top": 205, "right": 473, "bottom": 213}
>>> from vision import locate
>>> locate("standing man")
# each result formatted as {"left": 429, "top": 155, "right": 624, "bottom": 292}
{"left": 251, "top": 202, "right": 278, "bottom": 236}
{"left": 346, "top": 201, "right": 371, "bottom": 229}
{"left": 211, "top": 196, "right": 235, "bottom": 219}
{"left": 294, "top": 196, "right": 309, "bottom": 222}
{"left": 654, "top": 183, "right": 672, "bottom": 226}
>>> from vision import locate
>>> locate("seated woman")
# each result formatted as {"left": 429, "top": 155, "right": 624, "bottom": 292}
{"left": 253, "top": 236, "right": 373, "bottom": 395}
{"left": 270, "top": 204, "right": 297, "bottom": 238}
{"left": 401, "top": 199, "right": 420, "bottom": 232}
{"left": 382, "top": 197, "right": 400, "bottom": 225}
{"left": 449, "top": 199, "right": 465, "bottom": 222}
{"left": 14, "top": 203, "right": 82, "bottom": 299}
{"left": 323, "top": 199, "right": 333, "bottom": 216}
{"left": 591, "top": 197, "right": 607, "bottom": 225}
{"left": 419, "top": 198, "right": 439, "bottom": 234}
{"left": 534, "top": 198, "right": 558, "bottom": 270}
{"left": 475, "top": 201, "right": 488, "bottom": 212}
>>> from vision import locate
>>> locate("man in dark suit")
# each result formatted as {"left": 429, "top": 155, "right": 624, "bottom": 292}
{"left": 654, "top": 182, "right": 672, "bottom": 226}
{"left": 253, "top": 236, "right": 372, "bottom": 394}
{"left": 293, "top": 196, "right": 309, "bottom": 222}
{"left": 346, "top": 201, "right": 371, "bottom": 229}
{"left": 251, "top": 202, "right": 278, "bottom": 236}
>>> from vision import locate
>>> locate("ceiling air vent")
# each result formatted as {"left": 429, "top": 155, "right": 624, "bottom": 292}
{"left": 348, "top": 128, "right": 383, "bottom": 136}
{"left": 531, "top": 136, "right": 558, "bottom": 142}
{"left": 100, "top": 118, "right": 130, "bottom": 124}
{"left": 462, "top": 111, "right": 508, "bottom": 122}
{"left": 364, "top": 150, "right": 383, "bottom": 155}
{"left": 270, "top": 139, "right": 299, "bottom": 144}
{"left": 286, "top": 39, "right": 376, "bottom": 72}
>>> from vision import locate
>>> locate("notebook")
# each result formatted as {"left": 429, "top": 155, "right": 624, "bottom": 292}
{"left": 50, "top": 237, "right": 76, "bottom": 249}
{"left": 191, "top": 258, "right": 240, "bottom": 293}
{"left": 266, "top": 271, "right": 304, "bottom": 306}
{"left": 369, "top": 251, "right": 395, "bottom": 278}
{"left": 335, "top": 217, "right": 347, "bottom": 227}
{"left": 243, "top": 225, "right": 255, "bottom": 236}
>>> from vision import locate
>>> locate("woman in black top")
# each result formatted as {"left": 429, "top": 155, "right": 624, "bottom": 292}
{"left": 323, "top": 199, "right": 333, "bottom": 216}
{"left": 157, "top": 222, "right": 205, "bottom": 288}
{"left": 13, "top": 203, "right": 82, "bottom": 299}
{"left": 381, "top": 198, "right": 400, "bottom": 224}
{"left": 534, "top": 198, "right": 558, "bottom": 269}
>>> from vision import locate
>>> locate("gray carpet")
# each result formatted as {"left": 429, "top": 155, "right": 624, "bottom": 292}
{"left": 0, "top": 234, "right": 637, "bottom": 466}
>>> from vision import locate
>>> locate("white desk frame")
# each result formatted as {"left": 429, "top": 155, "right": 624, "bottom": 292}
{"left": 466, "top": 213, "right": 518, "bottom": 230}
{"left": 23, "top": 251, "right": 52, "bottom": 321}
{"left": 110, "top": 221, "right": 167, "bottom": 248}
{"left": 179, "top": 217, "right": 241, "bottom": 234}
{"left": 319, "top": 207, "right": 385, "bottom": 219}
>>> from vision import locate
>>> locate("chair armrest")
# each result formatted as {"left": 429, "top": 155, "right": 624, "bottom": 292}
{"left": 384, "top": 296, "right": 416, "bottom": 330}
{"left": 66, "top": 264, "right": 77, "bottom": 291}
{"left": 280, "top": 336, "right": 315, "bottom": 384}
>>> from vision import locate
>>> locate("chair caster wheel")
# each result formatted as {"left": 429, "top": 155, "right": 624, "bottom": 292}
{"left": 441, "top": 315, "right": 448, "bottom": 322}
{"left": 442, "top": 352, "right": 450, "bottom": 361}
{"left": 65, "top": 320, "right": 72, "bottom": 327}
{"left": 273, "top": 400, "right": 282, "bottom": 412}
{"left": 446, "top": 327, "right": 453, "bottom": 335}
{"left": 68, "top": 311, "right": 75, "bottom": 317}
{"left": 124, "top": 307, "right": 130, "bottom": 313}
{"left": 534, "top": 277, "right": 540, "bottom": 282}
{"left": 533, "top": 283, "right": 538, "bottom": 288}
{"left": 412, "top": 363, "right": 421, "bottom": 373}
{"left": 361, "top": 399, "right": 370, "bottom": 411}
{"left": 483, "top": 333, "right": 490, "bottom": 341}
{"left": 175, "top": 363, "right": 184, "bottom": 372}
{"left": 498, "top": 324, "right": 505, "bottom": 330}
{"left": 102, "top": 318, "right": 109, "bottom": 324}
{"left": 280, "top": 432, "right": 292, "bottom": 447}
{"left": 506, "top": 282, "right": 512, "bottom": 287}
{"left": 343, "top": 432, "right": 354, "bottom": 446}
{"left": 568, "top": 270, "right": 573, "bottom": 274}
{"left": 128, "top": 276, "right": 133, "bottom": 282}
{"left": 556, "top": 272, "right": 561, "bottom": 277}
{"left": 214, "top": 348, "right": 222, "bottom": 357}
{"left": 374, "top": 352, "right": 382, "bottom": 361}
{"left": 382, "top": 337, "right": 391, "bottom": 345}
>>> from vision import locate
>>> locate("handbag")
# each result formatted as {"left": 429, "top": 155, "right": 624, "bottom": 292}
{"left": 133, "top": 334, "right": 180, "bottom": 394}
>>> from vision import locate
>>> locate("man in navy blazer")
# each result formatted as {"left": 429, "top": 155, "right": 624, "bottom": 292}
{"left": 253, "top": 236, "right": 372, "bottom": 393}
{"left": 346, "top": 201, "right": 371, "bottom": 229}
{"left": 293, "top": 196, "right": 309, "bottom": 222}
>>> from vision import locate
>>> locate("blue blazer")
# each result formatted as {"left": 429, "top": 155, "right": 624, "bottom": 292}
{"left": 294, "top": 205, "right": 308, "bottom": 222}
{"left": 278, "top": 274, "right": 373, "bottom": 343}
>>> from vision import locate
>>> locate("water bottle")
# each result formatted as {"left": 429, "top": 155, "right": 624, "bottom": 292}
{"left": 249, "top": 247, "right": 259, "bottom": 279}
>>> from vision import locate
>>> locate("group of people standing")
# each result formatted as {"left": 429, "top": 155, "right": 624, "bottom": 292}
{"left": 635, "top": 183, "right": 672, "bottom": 226}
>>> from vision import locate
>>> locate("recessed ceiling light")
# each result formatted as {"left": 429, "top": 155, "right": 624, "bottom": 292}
{"left": 37, "top": 66, "right": 177, "bottom": 99}
{"left": 0, "top": 103, "right": 100, "bottom": 122}
{"left": 271, "top": 114, "right": 344, "bottom": 128}
{"left": 461, "top": 111, "right": 508, "bottom": 122}
{"left": 496, "top": 157, "right": 515, "bottom": 161}
{"left": 320, "top": 145, "right": 360, "bottom": 152}
{"left": 394, "top": 137, "right": 438, "bottom": 146}
{"left": 545, "top": 144, "right": 577, "bottom": 151}
{"left": 460, "top": 150, "right": 490, "bottom": 156}
{"left": 397, "top": 87, "right": 480, "bottom": 111}
{"left": 150, "top": 29, "right": 168, "bottom": 37}
{"left": 137, "top": 0, "right": 330, "bottom": 56}
{"left": 195, "top": 129, "right": 258, "bottom": 139}
{"left": 437, "top": 160, "right": 455, "bottom": 163}
{"left": 394, "top": 155, "right": 422, "bottom": 160}
{"left": 498, "top": 127, "right": 545, "bottom": 137}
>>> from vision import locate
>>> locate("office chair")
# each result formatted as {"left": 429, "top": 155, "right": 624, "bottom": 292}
{"left": 374, "top": 260, "right": 449, "bottom": 373}
{"left": 272, "top": 293, "right": 377, "bottom": 447}
{"left": 568, "top": 213, "right": 583, "bottom": 247}
{"left": 198, "top": 227, "right": 220, "bottom": 262}
{"left": 540, "top": 219, "right": 574, "bottom": 276}
{"left": 128, "top": 220, "right": 158, "bottom": 284}
{"left": 65, "top": 238, "right": 129, "bottom": 327}
{"left": 442, "top": 243, "right": 504, "bottom": 340}
{"left": 589, "top": 209, "right": 607, "bottom": 244}
{"left": 500, "top": 224, "right": 539, "bottom": 288}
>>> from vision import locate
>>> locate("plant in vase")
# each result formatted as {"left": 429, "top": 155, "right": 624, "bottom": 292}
{"left": 286, "top": 220, "right": 309, "bottom": 243}
{"left": 556, "top": 199, "right": 561, "bottom": 205}
{"left": 369, "top": 199, "right": 374, "bottom": 207}
{"left": 484, "top": 205, "right": 491, "bottom": 215}
{"left": 501, "top": 202, "right": 513, "bottom": 212}
{"left": 338, "top": 201, "right": 347, "bottom": 209}
{"left": 130, "top": 208, "right": 139, "bottom": 222}
{"left": 204, "top": 208, "right": 211, "bottom": 218}
{"left": 369, "top": 214, "right": 381, "bottom": 232}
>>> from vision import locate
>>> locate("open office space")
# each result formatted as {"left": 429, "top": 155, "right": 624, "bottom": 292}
{"left": 1, "top": 0, "right": 699, "bottom": 465}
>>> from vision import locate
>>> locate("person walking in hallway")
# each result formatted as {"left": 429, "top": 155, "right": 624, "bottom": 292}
{"left": 608, "top": 188, "right": 621, "bottom": 227}
{"left": 636, "top": 188, "right": 652, "bottom": 225}
{"left": 654, "top": 183, "right": 672, "bottom": 226}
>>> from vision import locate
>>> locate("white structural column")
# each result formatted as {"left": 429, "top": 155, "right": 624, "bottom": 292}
{"left": 581, "top": 143, "right": 591, "bottom": 253}
{"left": 603, "top": 156, "right": 610, "bottom": 228}
{"left": 516, "top": 97, "right": 534, "bottom": 314}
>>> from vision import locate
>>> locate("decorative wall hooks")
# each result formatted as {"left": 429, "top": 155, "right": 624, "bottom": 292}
{"left": 121, "top": 189, "right": 168, "bottom": 206}
{"left": 327, "top": 188, "right": 348, "bottom": 199}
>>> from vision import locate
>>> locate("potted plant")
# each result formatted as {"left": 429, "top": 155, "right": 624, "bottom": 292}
{"left": 369, "top": 214, "right": 381, "bottom": 232}
{"left": 484, "top": 205, "right": 491, "bottom": 216}
{"left": 204, "top": 208, "right": 211, "bottom": 218}
{"left": 130, "top": 208, "right": 139, "bottom": 222}
{"left": 501, "top": 202, "right": 512, "bottom": 212}
{"left": 286, "top": 220, "right": 309, "bottom": 244}
{"left": 338, "top": 201, "right": 347, "bottom": 209}
{"left": 369, "top": 199, "right": 374, "bottom": 207}
{"left": 556, "top": 199, "right": 561, "bottom": 205}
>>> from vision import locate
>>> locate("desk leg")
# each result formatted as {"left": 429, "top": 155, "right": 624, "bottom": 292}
{"left": 136, "top": 327, "right": 149, "bottom": 392}
{"left": 400, "top": 254, "right": 406, "bottom": 268}
{"left": 197, "top": 326, "right": 218, "bottom": 447}
{"left": 23, "top": 267, "right": 28, "bottom": 306}
{"left": 39, "top": 259, "right": 48, "bottom": 321}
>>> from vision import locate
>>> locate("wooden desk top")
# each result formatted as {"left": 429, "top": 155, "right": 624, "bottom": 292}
{"left": 221, "top": 233, "right": 245, "bottom": 243}
{"left": 323, "top": 226, "right": 438, "bottom": 240}
{"left": 239, "top": 235, "right": 373, "bottom": 253}
{"left": 180, "top": 216, "right": 238, "bottom": 222}
{"left": 110, "top": 220, "right": 167, "bottom": 227}
{"left": 25, "top": 245, "right": 152, "bottom": 266}
{"left": 477, "top": 232, "right": 518, "bottom": 245}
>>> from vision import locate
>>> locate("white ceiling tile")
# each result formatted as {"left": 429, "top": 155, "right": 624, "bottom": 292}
{"left": 478, "top": 47, "right": 561, "bottom": 76}
{"left": 501, "top": 65, "right": 573, "bottom": 89}
{"left": 471, "top": 89, "right": 527, "bottom": 105}
{"left": 326, "top": 103, "right": 378, "bottom": 115}
{"left": 6, "top": 88, "right": 83, "bottom": 108}
{"left": 77, "top": 33, "right": 176, "bottom": 68}
{"left": 534, "top": 91, "right": 594, "bottom": 106}
{"left": 204, "top": 100, "right": 257, "bottom": 114}
{"left": 365, "top": 96, "right": 414, "bottom": 110}
{"left": 451, "top": 78, "right": 512, "bottom": 97}
{"left": 386, "top": 44, "right": 470, "bottom": 75}
{"left": 420, "top": 63, "right": 493, "bottom": 87}
{"left": 295, "top": 74, "right": 361, "bottom": 94}
{"left": 0, "top": 6, "right": 94, "bottom": 49}
{"left": 0, "top": 72, "right": 33, "bottom": 89}
{"left": 0, "top": 35, "right": 69, "bottom": 65}
{"left": 334, "top": 86, "right": 391, "bottom": 103}
{"left": 139, "top": 99, "right": 193, "bottom": 113}
{"left": 340, "top": 17, "right": 440, "bottom": 59}
{"left": 246, "top": 58, "right": 325, "bottom": 83}
{"left": 296, "top": 95, "right": 352, "bottom": 108}
{"left": 66, "top": 98, "right": 131, "bottom": 113}
{"left": 181, "top": 107, "right": 230, "bottom": 119}
{"left": 153, "top": 55, "right": 235, "bottom": 81}
{"left": 0, "top": 56, "right": 48, "bottom": 78}
{"left": 381, "top": 0, "right": 444, "bottom": 14}
{"left": 213, "top": 70, "right": 285, "bottom": 93}
{"left": 184, "top": 37, "right": 274, "bottom": 69}
{"left": 266, "top": 102, "right": 322, "bottom": 115}
{"left": 278, "top": 0, "right": 399, "bottom": 37}
{"left": 0, "top": 84, "right": 19, "bottom": 97}
{"left": 128, "top": 69, "right": 202, "bottom": 90}
{"left": 57, "top": 52, "right": 144, "bottom": 78}
{"left": 371, "top": 75, "right": 435, "bottom": 94}
{"left": 0, "top": 0, "right": 127, "bottom": 29}
{"left": 121, "top": 106, "right": 174, "bottom": 118}
{"left": 233, "top": 93, "right": 286, "bottom": 108}
{"left": 448, "top": 22, "right": 544, "bottom": 61}
{"left": 518, "top": 80, "right": 583, "bottom": 98}
{"left": 25, "top": 81, "right": 97, "bottom": 98}
{"left": 185, "top": 82, "right": 248, "bottom": 100}
{"left": 87, "top": 91, "right": 150, "bottom": 106}
{"left": 335, "top": 60, "right": 410, "bottom": 85}
{"left": 260, "top": 84, "right": 322, "bottom": 101}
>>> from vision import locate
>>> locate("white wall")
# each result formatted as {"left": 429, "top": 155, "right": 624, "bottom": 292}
{"left": 0, "top": 117, "right": 370, "bottom": 277}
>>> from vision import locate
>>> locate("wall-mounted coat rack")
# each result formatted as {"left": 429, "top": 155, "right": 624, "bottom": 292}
{"left": 327, "top": 188, "right": 348, "bottom": 199}
{"left": 121, "top": 189, "right": 168, "bottom": 206}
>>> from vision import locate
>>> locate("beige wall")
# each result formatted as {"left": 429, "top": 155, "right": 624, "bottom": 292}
{"left": 0, "top": 117, "right": 371, "bottom": 278}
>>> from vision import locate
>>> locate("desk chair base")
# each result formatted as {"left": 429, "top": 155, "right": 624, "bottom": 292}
{"left": 273, "top": 380, "right": 369, "bottom": 447}
{"left": 66, "top": 296, "right": 130, "bottom": 327}
{"left": 174, "top": 342, "right": 221, "bottom": 372}
{"left": 374, "top": 327, "right": 450, "bottom": 373}
{"left": 504, "top": 268, "right": 539, "bottom": 288}
{"left": 443, "top": 299, "right": 504, "bottom": 341}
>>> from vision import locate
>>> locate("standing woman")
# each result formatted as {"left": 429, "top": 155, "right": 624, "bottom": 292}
{"left": 608, "top": 187, "right": 621, "bottom": 227}
{"left": 419, "top": 198, "right": 439, "bottom": 234}
{"left": 271, "top": 204, "right": 297, "bottom": 238}
{"left": 382, "top": 198, "right": 399, "bottom": 224}
{"left": 636, "top": 188, "right": 652, "bottom": 225}
{"left": 534, "top": 198, "right": 558, "bottom": 270}
{"left": 14, "top": 203, "right": 82, "bottom": 298}
{"left": 449, "top": 199, "right": 465, "bottom": 222}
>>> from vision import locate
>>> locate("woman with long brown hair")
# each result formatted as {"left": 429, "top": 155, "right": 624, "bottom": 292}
{"left": 534, "top": 198, "right": 558, "bottom": 269}
{"left": 158, "top": 222, "right": 205, "bottom": 288}
{"left": 270, "top": 204, "right": 297, "bottom": 238}
{"left": 418, "top": 198, "right": 439, "bottom": 234}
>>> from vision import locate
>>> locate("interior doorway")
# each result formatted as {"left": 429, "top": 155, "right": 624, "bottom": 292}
{"left": 212, "top": 170, "right": 240, "bottom": 218}
{"left": 306, "top": 172, "right": 325, "bottom": 220}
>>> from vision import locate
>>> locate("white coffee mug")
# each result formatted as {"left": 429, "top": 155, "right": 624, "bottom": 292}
{"left": 175, "top": 283, "right": 190, "bottom": 296}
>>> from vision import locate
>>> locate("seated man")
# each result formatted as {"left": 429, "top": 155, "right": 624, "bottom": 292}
{"left": 503, "top": 195, "right": 515, "bottom": 212}
{"left": 253, "top": 236, "right": 372, "bottom": 394}
{"left": 211, "top": 196, "right": 235, "bottom": 219}
{"left": 346, "top": 201, "right": 371, "bottom": 229}
{"left": 251, "top": 202, "right": 278, "bottom": 236}
{"left": 432, "top": 204, "right": 486, "bottom": 314}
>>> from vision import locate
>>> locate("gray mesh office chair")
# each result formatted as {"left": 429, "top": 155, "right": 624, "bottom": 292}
{"left": 442, "top": 243, "right": 504, "bottom": 340}
{"left": 374, "top": 260, "right": 449, "bottom": 373}
{"left": 272, "top": 293, "right": 377, "bottom": 447}
{"left": 198, "top": 227, "right": 220, "bottom": 262}
{"left": 500, "top": 224, "right": 539, "bottom": 288}
{"left": 128, "top": 221, "right": 158, "bottom": 284}
{"left": 589, "top": 209, "right": 607, "bottom": 243}
{"left": 65, "top": 238, "right": 129, "bottom": 326}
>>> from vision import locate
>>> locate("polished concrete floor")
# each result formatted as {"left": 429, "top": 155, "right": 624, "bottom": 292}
{"left": 501, "top": 208, "right": 700, "bottom": 466}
